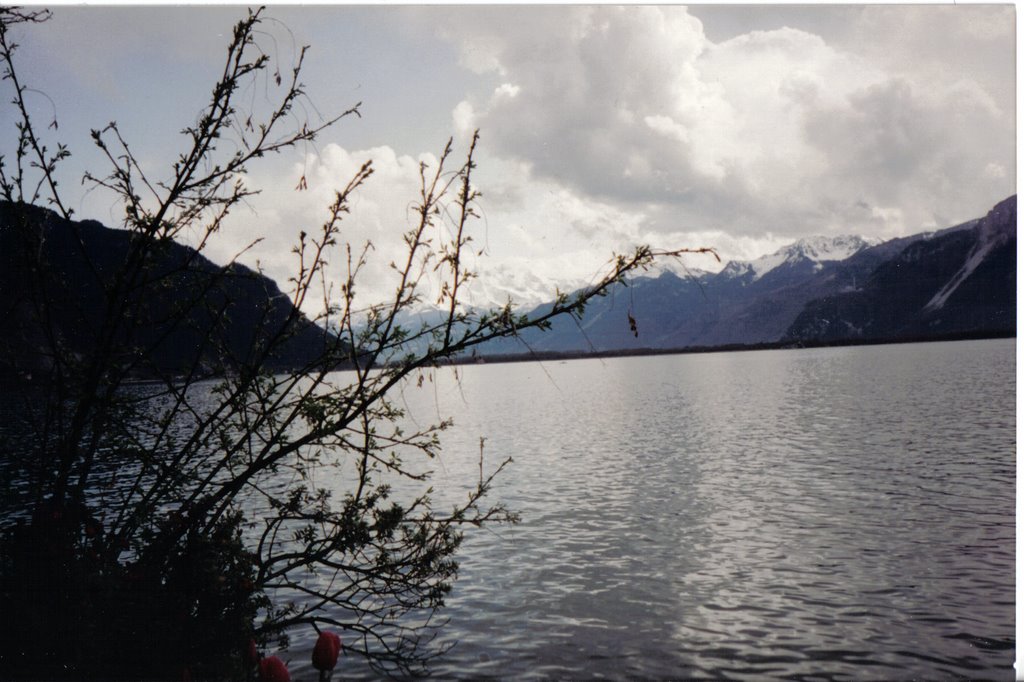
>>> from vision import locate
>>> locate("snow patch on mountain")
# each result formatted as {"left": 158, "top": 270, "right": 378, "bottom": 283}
{"left": 637, "top": 258, "right": 712, "bottom": 281}
{"left": 924, "top": 205, "right": 1013, "bottom": 312}
{"left": 468, "top": 234, "right": 879, "bottom": 308}
{"left": 465, "top": 266, "right": 588, "bottom": 310}
{"left": 724, "top": 234, "right": 881, "bottom": 282}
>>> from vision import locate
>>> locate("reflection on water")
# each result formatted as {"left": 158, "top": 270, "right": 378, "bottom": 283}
{"left": 3, "top": 339, "right": 1014, "bottom": 679}
{"left": 299, "top": 339, "right": 1012, "bottom": 680}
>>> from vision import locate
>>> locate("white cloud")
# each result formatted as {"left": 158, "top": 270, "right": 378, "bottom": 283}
{"left": 452, "top": 100, "right": 476, "bottom": 140}
{"left": 31, "top": 5, "right": 1011, "bottom": 311}
{"left": 205, "top": 140, "right": 664, "bottom": 314}
{"left": 985, "top": 163, "right": 1008, "bottom": 180}
{"left": 644, "top": 115, "right": 691, "bottom": 145}
{"left": 207, "top": 144, "right": 447, "bottom": 315}
{"left": 839, "top": 6, "right": 1014, "bottom": 112}
{"left": 433, "top": 5, "right": 1015, "bottom": 245}
{"left": 801, "top": 75, "right": 1014, "bottom": 233}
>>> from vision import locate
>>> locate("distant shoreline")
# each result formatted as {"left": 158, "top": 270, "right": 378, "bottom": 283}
{"left": 445, "top": 329, "right": 1016, "bottom": 367}
{"left": 3, "top": 330, "right": 1012, "bottom": 386}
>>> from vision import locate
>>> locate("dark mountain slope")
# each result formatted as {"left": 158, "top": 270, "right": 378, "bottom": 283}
{"left": 479, "top": 196, "right": 1013, "bottom": 356}
{"left": 0, "top": 202, "right": 336, "bottom": 380}
{"left": 784, "top": 196, "right": 1015, "bottom": 343}
{"left": 480, "top": 230, "right": 935, "bottom": 354}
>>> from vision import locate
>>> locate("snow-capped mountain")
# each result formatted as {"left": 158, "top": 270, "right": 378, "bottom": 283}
{"left": 366, "top": 197, "right": 1013, "bottom": 358}
{"left": 786, "top": 195, "right": 1016, "bottom": 342}
{"left": 477, "top": 196, "right": 1015, "bottom": 355}
{"left": 463, "top": 266, "right": 589, "bottom": 310}
{"left": 636, "top": 260, "right": 713, "bottom": 282}
{"left": 473, "top": 235, "right": 879, "bottom": 305}
{"left": 924, "top": 203, "right": 1012, "bottom": 312}
{"left": 720, "top": 235, "right": 882, "bottom": 282}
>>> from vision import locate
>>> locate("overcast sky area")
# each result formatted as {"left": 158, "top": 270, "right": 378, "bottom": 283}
{"left": 4, "top": 5, "right": 1016, "bottom": 309}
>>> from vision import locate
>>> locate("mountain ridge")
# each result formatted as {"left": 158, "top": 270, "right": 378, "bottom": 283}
{"left": 1, "top": 195, "right": 1012, "bottom": 376}
{"left": 475, "top": 195, "right": 1015, "bottom": 355}
{"left": 783, "top": 196, "right": 1015, "bottom": 343}
{"left": 719, "top": 234, "right": 882, "bottom": 283}
{"left": 0, "top": 201, "right": 340, "bottom": 381}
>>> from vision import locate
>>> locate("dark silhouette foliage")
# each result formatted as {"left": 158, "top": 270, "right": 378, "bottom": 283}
{"left": 0, "top": 7, "right": 713, "bottom": 678}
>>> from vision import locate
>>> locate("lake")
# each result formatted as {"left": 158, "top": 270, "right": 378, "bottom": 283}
{"left": 2, "top": 338, "right": 1013, "bottom": 679}
{"left": 298, "top": 338, "right": 1015, "bottom": 680}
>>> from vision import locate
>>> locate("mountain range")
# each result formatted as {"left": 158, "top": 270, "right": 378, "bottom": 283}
{"left": 0, "top": 201, "right": 335, "bottom": 381}
{"left": 0, "top": 195, "right": 1014, "bottom": 379}
{"left": 476, "top": 194, "right": 1016, "bottom": 356}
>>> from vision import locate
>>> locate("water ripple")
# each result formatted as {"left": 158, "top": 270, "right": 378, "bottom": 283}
{"left": 48, "top": 339, "right": 1001, "bottom": 681}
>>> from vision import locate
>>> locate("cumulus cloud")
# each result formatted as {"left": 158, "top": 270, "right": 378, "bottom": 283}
{"left": 441, "top": 6, "right": 721, "bottom": 204}
{"left": 83, "top": 5, "right": 1012, "bottom": 312}
{"left": 838, "top": 5, "right": 1015, "bottom": 116}
{"left": 434, "top": 5, "right": 1015, "bottom": 243}
{"left": 15, "top": 5, "right": 1013, "bottom": 311}
{"left": 800, "top": 76, "right": 1013, "bottom": 234}
{"left": 456, "top": 155, "right": 665, "bottom": 305}
{"left": 204, "top": 140, "right": 658, "bottom": 312}
{"left": 207, "top": 144, "right": 446, "bottom": 314}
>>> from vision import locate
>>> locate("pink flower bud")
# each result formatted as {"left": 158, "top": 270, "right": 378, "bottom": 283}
{"left": 258, "top": 656, "right": 290, "bottom": 682}
{"left": 311, "top": 631, "right": 342, "bottom": 672}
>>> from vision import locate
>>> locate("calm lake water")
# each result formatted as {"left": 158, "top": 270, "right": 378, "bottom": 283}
{"left": 298, "top": 338, "right": 1015, "bottom": 680}
{"left": 3, "top": 339, "right": 1013, "bottom": 679}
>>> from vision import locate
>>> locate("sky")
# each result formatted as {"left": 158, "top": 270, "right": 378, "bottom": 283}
{"left": 3, "top": 4, "right": 1016, "bottom": 310}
